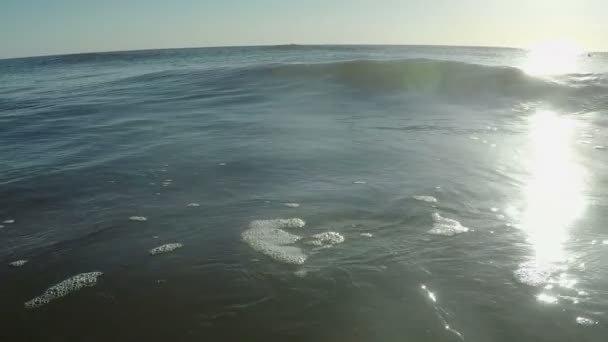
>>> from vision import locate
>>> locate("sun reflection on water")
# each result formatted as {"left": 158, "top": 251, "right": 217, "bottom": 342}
{"left": 522, "top": 110, "right": 586, "bottom": 263}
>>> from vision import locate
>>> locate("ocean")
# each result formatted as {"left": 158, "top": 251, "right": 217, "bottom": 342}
{"left": 1, "top": 45, "right": 607, "bottom": 341}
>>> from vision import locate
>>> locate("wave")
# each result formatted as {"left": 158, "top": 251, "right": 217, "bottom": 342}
{"left": 98, "top": 59, "right": 608, "bottom": 103}
{"left": 256, "top": 59, "right": 608, "bottom": 99}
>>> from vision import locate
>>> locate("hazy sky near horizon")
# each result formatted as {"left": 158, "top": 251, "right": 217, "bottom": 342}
{"left": 1, "top": 0, "right": 606, "bottom": 58}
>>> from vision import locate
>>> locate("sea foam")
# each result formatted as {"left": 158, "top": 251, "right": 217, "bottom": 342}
{"left": 428, "top": 213, "right": 469, "bottom": 236}
{"left": 24, "top": 272, "right": 103, "bottom": 309}
{"left": 306, "top": 231, "right": 345, "bottom": 248}
{"left": 242, "top": 219, "right": 307, "bottom": 265}
{"left": 413, "top": 195, "right": 438, "bottom": 203}
{"left": 149, "top": 243, "right": 183, "bottom": 255}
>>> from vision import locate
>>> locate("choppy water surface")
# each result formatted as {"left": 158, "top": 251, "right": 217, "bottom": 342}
{"left": 1, "top": 45, "right": 608, "bottom": 341}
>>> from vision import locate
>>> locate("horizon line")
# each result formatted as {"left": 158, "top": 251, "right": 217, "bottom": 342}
{"left": 0, "top": 43, "right": 529, "bottom": 61}
{"left": 2, "top": 43, "right": 604, "bottom": 62}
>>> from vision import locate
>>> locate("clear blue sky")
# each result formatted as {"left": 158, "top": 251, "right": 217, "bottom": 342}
{"left": 1, "top": 0, "right": 605, "bottom": 58}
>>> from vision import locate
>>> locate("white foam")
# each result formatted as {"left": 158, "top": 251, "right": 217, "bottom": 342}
{"left": 186, "top": 203, "right": 201, "bottom": 207}
{"left": 576, "top": 317, "right": 598, "bottom": 326}
{"left": 306, "top": 232, "right": 345, "bottom": 248}
{"left": 283, "top": 203, "right": 300, "bottom": 208}
{"left": 593, "top": 145, "right": 606, "bottom": 150}
{"left": 24, "top": 272, "right": 103, "bottom": 309}
{"left": 218, "top": 162, "right": 226, "bottom": 166}
{"left": 428, "top": 213, "right": 469, "bottom": 236}
{"left": 514, "top": 260, "right": 565, "bottom": 286}
{"left": 242, "top": 218, "right": 307, "bottom": 265}
{"left": 9, "top": 259, "right": 28, "bottom": 267}
{"left": 536, "top": 293, "right": 558, "bottom": 304}
{"left": 149, "top": 243, "right": 183, "bottom": 255}
{"left": 293, "top": 269, "right": 308, "bottom": 278}
{"left": 129, "top": 216, "right": 147, "bottom": 222}
{"left": 3, "top": 219, "right": 15, "bottom": 224}
{"left": 413, "top": 195, "right": 438, "bottom": 203}
{"left": 353, "top": 180, "right": 367, "bottom": 184}
{"left": 360, "top": 233, "right": 374, "bottom": 238}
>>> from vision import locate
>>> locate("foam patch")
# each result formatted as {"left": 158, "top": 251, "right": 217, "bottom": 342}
{"left": 3, "top": 219, "right": 15, "bottom": 224}
{"left": 129, "top": 216, "right": 147, "bottom": 222}
{"left": 242, "top": 218, "right": 307, "bottom": 265}
{"left": 149, "top": 243, "right": 183, "bottom": 255}
{"left": 360, "top": 233, "right": 374, "bottom": 238}
{"left": 307, "top": 232, "right": 345, "bottom": 248}
{"left": 413, "top": 195, "right": 438, "bottom": 203}
{"left": 186, "top": 203, "right": 201, "bottom": 207}
{"left": 428, "top": 213, "right": 469, "bottom": 236}
{"left": 576, "top": 317, "right": 598, "bottom": 326}
{"left": 283, "top": 203, "right": 300, "bottom": 208}
{"left": 24, "top": 272, "right": 103, "bottom": 309}
{"left": 9, "top": 259, "right": 28, "bottom": 267}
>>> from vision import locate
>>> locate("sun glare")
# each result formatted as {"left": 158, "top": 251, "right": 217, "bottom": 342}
{"left": 521, "top": 110, "right": 586, "bottom": 262}
{"left": 523, "top": 40, "right": 582, "bottom": 76}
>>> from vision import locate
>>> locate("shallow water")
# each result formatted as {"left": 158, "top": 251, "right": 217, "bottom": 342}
{"left": 1, "top": 45, "right": 608, "bottom": 341}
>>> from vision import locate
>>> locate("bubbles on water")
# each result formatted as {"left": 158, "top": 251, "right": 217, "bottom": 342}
{"left": 490, "top": 207, "right": 499, "bottom": 212}
{"left": 293, "top": 269, "right": 308, "bottom": 278}
{"left": 603, "top": 240, "right": 608, "bottom": 245}
{"left": 360, "top": 233, "right": 373, "bottom": 238}
{"left": 162, "top": 179, "right": 173, "bottom": 187}
{"left": 353, "top": 180, "right": 367, "bottom": 184}
{"left": 149, "top": 243, "right": 183, "bottom": 255}
{"left": 242, "top": 218, "right": 307, "bottom": 265}
{"left": 306, "top": 232, "right": 345, "bottom": 249}
{"left": 9, "top": 259, "right": 28, "bottom": 267}
{"left": 186, "top": 203, "right": 201, "bottom": 207}
{"left": 536, "top": 293, "right": 558, "bottom": 304}
{"left": 218, "top": 162, "right": 226, "bottom": 166}
{"left": 428, "top": 213, "right": 469, "bottom": 236}
{"left": 514, "top": 260, "right": 565, "bottom": 286}
{"left": 3, "top": 219, "right": 15, "bottom": 224}
{"left": 469, "top": 136, "right": 479, "bottom": 140}
{"left": 576, "top": 316, "right": 598, "bottom": 326}
{"left": 283, "top": 203, "right": 300, "bottom": 208}
{"left": 129, "top": 216, "right": 147, "bottom": 222}
{"left": 24, "top": 272, "right": 103, "bottom": 309}
{"left": 413, "top": 195, "right": 438, "bottom": 203}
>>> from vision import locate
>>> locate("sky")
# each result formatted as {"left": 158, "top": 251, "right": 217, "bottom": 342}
{"left": 1, "top": 0, "right": 606, "bottom": 58}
